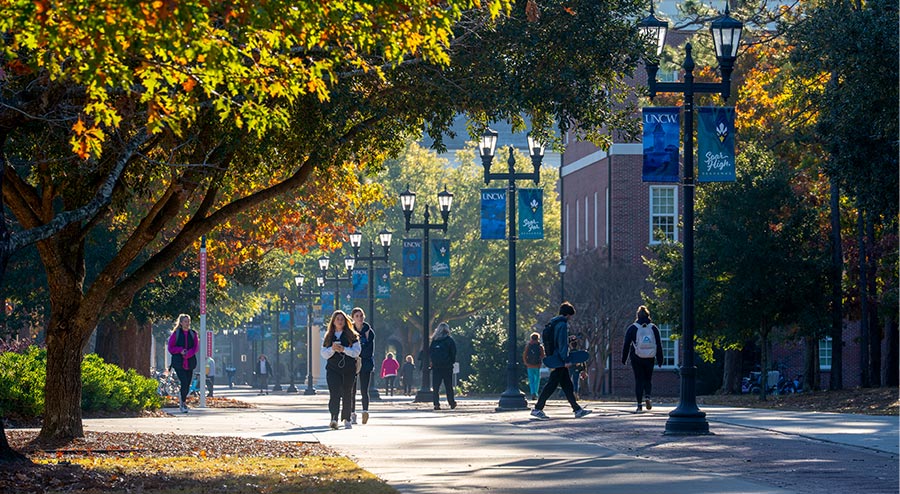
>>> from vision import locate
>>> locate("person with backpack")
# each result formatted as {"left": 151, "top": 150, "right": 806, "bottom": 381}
{"left": 530, "top": 302, "right": 592, "bottom": 420}
{"left": 522, "top": 332, "right": 545, "bottom": 400}
{"left": 350, "top": 307, "right": 375, "bottom": 425}
{"left": 429, "top": 322, "right": 457, "bottom": 410}
{"left": 621, "top": 305, "right": 664, "bottom": 413}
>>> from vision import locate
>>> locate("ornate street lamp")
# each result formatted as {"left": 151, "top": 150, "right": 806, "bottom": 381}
{"left": 295, "top": 274, "right": 322, "bottom": 395}
{"left": 558, "top": 258, "right": 567, "bottom": 303}
{"left": 348, "top": 228, "right": 392, "bottom": 400}
{"left": 319, "top": 254, "right": 354, "bottom": 311}
{"left": 480, "top": 128, "right": 544, "bottom": 411}
{"left": 639, "top": 2, "right": 743, "bottom": 435}
{"left": 400, "top": 185, "right": 453, "bottom": 402}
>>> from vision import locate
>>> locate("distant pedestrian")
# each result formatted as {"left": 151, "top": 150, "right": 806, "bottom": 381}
{"left": 522, "top": 332, "right": 545, "bottom": 400}
{"left": 257, "top": 354, "right": 272, "bottom": 395}
{"left": 206, "top": 356, "right": 216, "bottom": 397}
{"left": 429, "top": 322, "right": 457, "bottom": 410}
{"left": 167, "top": 314, "right": 199, "bottom": 413}
{"left": 622, "top": 305, "right": 663, "bottom": 413}
{"left": 350, "top": 308, "right": 375, "bottom": 425}
{"left": 530, "top": 302, "right": 591, "bottom": 420}
{"left": 321, "top": 310, "right": 361, "bottom": 430}
{"left": 400, "top": 355, "right": 416, "bottom": 396}
{"left": 568, "top": 337, "right": 586, "bottom": 400}
{"left": 380, "top": 353, "right": 400, "bottom": 396}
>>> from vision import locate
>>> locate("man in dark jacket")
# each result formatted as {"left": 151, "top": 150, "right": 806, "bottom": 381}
{"left": 530, "top": 302, "right": 592, "bottom": 420}
{"left": 429, "top": 322, "right": 457, "bottom": 410}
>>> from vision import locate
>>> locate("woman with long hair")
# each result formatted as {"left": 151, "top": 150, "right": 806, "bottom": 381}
{"left": 167, "top": 314, "right": 199, "bottom": 413}
{"left": 429, "top": 322, "right": 457, "bottom": 410}
{"left": 621, "top": 305, "right": 663, "bottom": 413}
{"left": 320, "top": 310, "right": 361, "bottom": 429}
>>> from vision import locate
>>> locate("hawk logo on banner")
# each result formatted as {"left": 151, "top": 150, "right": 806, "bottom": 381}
{"left": 430, "top": 239, "right": 450, "bottom": 277}
{"left": 402, "top": 239, "right": 422, "bottom": 277}
{"left": 518, "top": 188, "right": 544, "bottom": 240}
{"left": 697, "top": 107, "right": 736, "bottom": 182}
{"left": 375, "top": 267, "right": 391, "bottom": 298}
{"left": 481, "top": 188, "right": 506, "bottom": 239}
{"left": 642, "top": 107, "right": 681, "bottom": 183}
{"left": 351, "top": 268, "right": 368, "bottom": 299}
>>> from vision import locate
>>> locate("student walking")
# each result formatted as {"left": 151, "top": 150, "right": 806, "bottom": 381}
{"left": 350, "top": 308, "right": 375, "bottom": 425}
{"left": 522, "top": 332, "right": 545, "bottom": 400}
{"left": 380, "top": 353, "right": 400, "bottom": 396}
{"left": 530, "top": 302, "right": 591, "bottom": 420}
{"left": 429, "top": 322, "right": 457, "bottom": 410}
{"left": 167, "top": 314, "right": 199, "bottom": 413}
{"left": 400, "top": 355, "right": 416, "bottom": 396}
{"left": 257, "top": 354, "right": 272, "bottom": 395}
{"left": 321, "top": 310, "right": 361, "bottom": 430}
{"left": 622, "top": 305, "right": 664, "bottom": 413}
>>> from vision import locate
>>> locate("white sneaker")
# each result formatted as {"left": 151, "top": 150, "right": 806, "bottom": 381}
{"left": 530, "top": 409, "right": 549, "bottom": 420}
{"left": 329, "top": 420, "right": 338, "bottom": 430}
{"left": 344, "top": 420, "right": 352, "bottom": 429}
{"left": 351, "top": 413, "right": 358, "bottom": 425}
{"left": 574, "top": 408, "right": 592, "bottom": 418}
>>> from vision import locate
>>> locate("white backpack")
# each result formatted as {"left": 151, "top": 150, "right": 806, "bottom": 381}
{"left": 632, "top": 323, "right": 657, "bottom": 359}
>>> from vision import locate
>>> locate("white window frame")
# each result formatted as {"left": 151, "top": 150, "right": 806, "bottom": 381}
{"left": 593, "top": 191, "right": 599, "bottom": 248}
{"left": 584, "top": 196, "right": 589, "bottom": 249}
{"left": 565, "top": 203, "right": 570, "bottom": 255}
{"left": 819, "top": 336, "right": 832, "bottom": 370}
{"left": 649, "top": 186, "right": 678, "bottom": 244}
{"left": 657, "top": 323, "right": 679, "bottom": 368}
{"left": 575, "top": 198, "right": 580, "bottom": 251}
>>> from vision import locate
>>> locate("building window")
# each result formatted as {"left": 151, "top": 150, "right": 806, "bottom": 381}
{"left": 565, "top": 203, "right": 570, "bottom": 255}
{"left": 819, "top": 337, "right": 832, "bottom": 370}
{"left": 594, "top": 191, "right": 599, "bottom": 248}
{"left": 656, "top": 323, "right": 678, "bottom": 368}
{"left": 658, "top": 69, "right": 678, "bottom": 82}
{"left": 605, "top": 187, "right": 610, "bottom": 245}
{"left": 575, "top": 199, "right": 580, "bottom": 251}
{"left": 650, "top": 186, "right": 678, "bottom": 244}
{"left": 584, "top": 196, "right": 589, "bottom": 249}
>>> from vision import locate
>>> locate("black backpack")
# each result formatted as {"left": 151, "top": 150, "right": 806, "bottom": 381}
{"left": 430, "top": 339, "right": 452, "bottom": 367}
{"left": 542, "top": 319, "right": 560, "bottom": 356}
{"left": 524, "top": 342, "right": 542, "bottom": 366}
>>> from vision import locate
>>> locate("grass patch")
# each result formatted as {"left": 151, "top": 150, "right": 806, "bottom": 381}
{"left": 37, "top": 456, "right": 398, "bottom": 494}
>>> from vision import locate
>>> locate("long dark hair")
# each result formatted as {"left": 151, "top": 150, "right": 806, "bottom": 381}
{"left": 323, "top": 310, "right": 359, "bottom": 347}
{"left": 635, "top": 305, "right": 652, "bottom": 325}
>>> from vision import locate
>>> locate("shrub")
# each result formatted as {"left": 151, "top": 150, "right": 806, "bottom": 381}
{"left": 0, "top": 347, "right": 161, "bottom": 419}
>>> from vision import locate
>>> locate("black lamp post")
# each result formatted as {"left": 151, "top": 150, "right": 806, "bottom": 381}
{"left": 282, "top": 293, "right": 299, "bottom": 393}
{"left": 295, "top": 274, "right": 323, "bottom": 395}
{"left": 319, "top": 254, "right": 355, "bottom": 312}
{"left": 480, "top": 129, "right": 545, "bottom": 411}
{"left": 558, "top": 258, "right": 567, "bottom": 303}
{"left": 639, "top": 2, "right": 743, "bottom": 435}
{"left": 349, "top": 229, "right": 393, "bottom": 401}
{"left": 272, "top": 294, "right": 285, "bottom": 392}
{"left": 399, "top": 184, "right": 453, "bottom": 403}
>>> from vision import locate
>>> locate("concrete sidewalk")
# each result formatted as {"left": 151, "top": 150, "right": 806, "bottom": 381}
{"left": 79, "top": 388, "right": 897, "bottom": 494}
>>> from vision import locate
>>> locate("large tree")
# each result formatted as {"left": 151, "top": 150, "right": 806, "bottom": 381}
{"left": 0, "top": 0, "right": 650, "bottom": 445}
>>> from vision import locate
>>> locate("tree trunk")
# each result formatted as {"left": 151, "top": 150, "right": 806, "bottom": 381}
{"left": 94, "top": 317, "right": 122, "bottom": 367}
{"left": 866, "top": 214, "right": 881, "bottom": 386}
{"left": 39, "top": 312, "right": 92, "bottom": 443}
{"left": 93, "top": 314, "right": 150, "bottom": 375}
{"left": 803, "top": 336, "right": 819, "bottom": 393}
{"left": 721, "top": 348, "right": 741, "bottom": 394}
{"left": 857, "top": 205, "right": 870, "bottom": 387}
{"left": 828, "top": 177, "right": 843, "bottom": 390}
{"left": 883, "top": 318, "right": 898, "bottom": 387}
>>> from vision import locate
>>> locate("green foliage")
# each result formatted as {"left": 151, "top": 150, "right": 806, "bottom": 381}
{"left": 0, "top": 346, "right": 46, "bottom": 417}
{"left": 0, "top": 348, "right": 161, "bottom": 418}
{"left": 81, "top": 354, "right": 163, "bottom": 412}
{"left": 458, "top": 312, "right": 508, "bottom": 394}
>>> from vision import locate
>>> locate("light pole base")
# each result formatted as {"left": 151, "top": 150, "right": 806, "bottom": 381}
{"left": 272, "top": 384, "right": 283, "bottom": 392}
{"left": 664, "top": 413, "right": 711, "bottom": 435}
{"left": 495, "top": 389, "right": 528, "bottom": 411}
{"left": 286, "top": 383, "right": 298, "bottom": 393}
{"left": 413, "top": 388, "right": 433, "bottom": 403}
{"left": 369, "top": 386, "right": 382, "bottom": 401}
{"left": 303, "top": 385, "right": 317, "bottom": 395}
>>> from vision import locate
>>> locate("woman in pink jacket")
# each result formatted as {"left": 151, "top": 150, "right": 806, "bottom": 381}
{"left": 167, "top": 314, "right": 199, "bottom": 413}
{"left": 380, "top": 353, "right": 400, "bottom": 396}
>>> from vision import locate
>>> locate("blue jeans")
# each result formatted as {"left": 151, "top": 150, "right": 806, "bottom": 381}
{"left": 526, "top": 367, "right": 541, "bottom": 397}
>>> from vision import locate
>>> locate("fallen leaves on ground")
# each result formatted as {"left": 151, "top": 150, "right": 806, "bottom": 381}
{"left": 695, "top": 386, "right": 899, "bottom": 415}
{"left": 2, "top": 432, "right": 398, "bottom": 494}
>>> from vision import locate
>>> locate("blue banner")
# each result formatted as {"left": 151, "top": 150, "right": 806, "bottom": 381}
{"left": 430, "top": 239, "right": 450, "bottom": 277}
{"left": 642, "top": 107, "right": 681, "bottom": 183}
{"left": 278, "top": 310, "right": 290, "bottom": 328}
{"left": 402, "top": 239, "right": 422, "bottom": 277}
{"left": 481, "top": 188, "right": 507, "bottom": 239}
{"left": 697, "top": 107, "right": 736, "bottom": 183}
{"left": 375, "top": 267, "right": 391, "bottom": 299}
{"left": 518, "top": 188, "right": 544, "bottom": 240}
{"left": 296, "top": 305, "right": 308, "bottom": 328}
{"left": 351, "top": 268, "right": 368, "bottom": 299}
{"left": 341, "top": 295, "right": 353, "bottom": 314}
{"left": 321, "top": 290, "right": 335, "bottom": 315}
{"left": 247, "top": 325, "right": 263, "bottom": 342}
